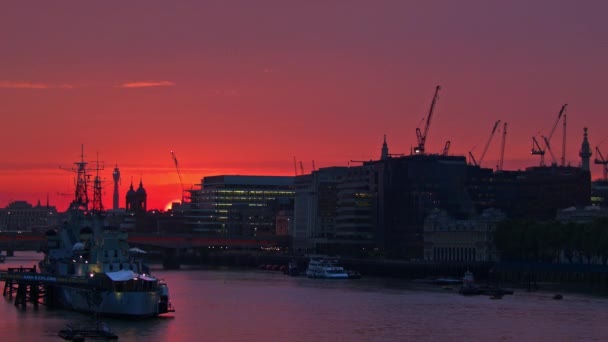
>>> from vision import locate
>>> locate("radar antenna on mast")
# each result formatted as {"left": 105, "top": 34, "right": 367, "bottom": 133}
{"left": 59, "top": 145, "right": 90, "bottom": 211}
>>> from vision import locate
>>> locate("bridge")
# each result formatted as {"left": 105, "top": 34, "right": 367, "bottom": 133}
{"left": 0, "top": 231, "right": 289, "bottom": 268}
{"left": 0, "top": 231, "right": 287, "bottom": 250}
{"left": 127, "top": 233, "right": 288, "bottom": 249}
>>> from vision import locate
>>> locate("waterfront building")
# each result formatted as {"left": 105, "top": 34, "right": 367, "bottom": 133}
{"left": 296, "top": 166, "right": 377, "bottom": 255}
{"left": 293, "top": 167, "right": 349, "bottom": 253}
{"left": 591, "top": 180, "right": 608, "bottom": 207}
{"left": 0, "top": 200, "right": 58, "bottom": 231}
{"left": 293, "top": 174, "right": 314, "bottom": 252}
{"left": 186, "top": 175, "right": 295, "bottom": 236}
{"left": 374, "top": 154, "right": 474, "bottom": 259}
{"left": 556, "top": 205, "right": 608, "bottom": 224}
{"left": 467, "top": 165, "right": 591, "bottom": 220}
{"left": 423, "top": 208, "right": 505, "bottom": 262}
{"left": 275, "top": 209, "right": 293, "bottom": 236}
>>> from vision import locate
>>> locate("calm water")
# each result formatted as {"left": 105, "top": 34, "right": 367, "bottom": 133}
{"left": 1, "top": 252, "right": 608, "bottom": 341}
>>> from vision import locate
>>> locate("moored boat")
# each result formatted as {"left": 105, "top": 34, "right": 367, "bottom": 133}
{"left": 39, "top": 149, "right": 175, "bottom": 318}
{"left": 459, "top": 270, "right": 482, "bottom": 295}
{"left": 305, "top": 258, "right": 349, "bottom": 279}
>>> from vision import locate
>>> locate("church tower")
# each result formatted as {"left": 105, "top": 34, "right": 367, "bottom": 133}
{"left": 380, "top": 134, "right": 389, "bottom": 160}
{"left": 579, "top": 127, "right": 592, "bottom": 172}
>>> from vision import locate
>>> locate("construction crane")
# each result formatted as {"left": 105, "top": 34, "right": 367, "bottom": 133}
{"left": 595, "top": 146, "right": 608, "bottom": 181}
{"left": 414, "top": 85, "right": 441, "bottom": 155}
{"left": 299, "top": 161, "right": 304, "bottom": 175}
{"left": 469, "top": 120, "right": 500, "bottom": 167}
{"left": 442, "top": 141, "right": 451, "bottom": 156}
{"left": 498, "top": 122, "right": 507, "bottom": 171}
{"left": 170, "top": 150, "right": 185, "bottom": 203}
{"left": 561, "top": 111, "right": 567, "bottom": 167}
{"left": 541, "top": 104, "right": 567, "bottom": 166}
{"left": 531, "top": 136, "right": 545, "bottom": 167}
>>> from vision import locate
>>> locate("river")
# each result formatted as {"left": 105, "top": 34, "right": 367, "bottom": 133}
{"left": 1, "top": 252, "right": 607, "bottom": 341}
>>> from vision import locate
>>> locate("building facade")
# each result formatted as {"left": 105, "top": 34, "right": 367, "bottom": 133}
{"left": 186, "top": 175, "right": 295, "bottom": 237}
{"left": 423, "top": 208, "right": 505, "bottom": 262}
{"left": 0, "top": 200, "right": 58, "bottom": 232}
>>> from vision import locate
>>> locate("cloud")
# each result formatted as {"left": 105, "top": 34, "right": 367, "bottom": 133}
{"left": 0, "top": 81, "right": 75, "bottom": 89}
{"left": 118, "top": 81, "right": 175, "bottom": 88}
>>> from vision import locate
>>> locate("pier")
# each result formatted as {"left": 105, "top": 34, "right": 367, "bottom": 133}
{"left": 0, "top": 266, "right": 94, "bottom": 307}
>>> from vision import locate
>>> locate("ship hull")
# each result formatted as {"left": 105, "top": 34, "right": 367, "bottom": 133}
{"left": 51, "top": 285, "right": 161, "bottom": 319}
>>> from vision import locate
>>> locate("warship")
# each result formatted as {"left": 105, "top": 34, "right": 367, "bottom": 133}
{"left": 39, "top": 148, "right": 174, "bottom": 318}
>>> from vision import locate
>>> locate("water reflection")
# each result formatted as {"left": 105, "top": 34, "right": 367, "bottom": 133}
{"left": 1, "top": 253, "right": 608, "bottom": 341}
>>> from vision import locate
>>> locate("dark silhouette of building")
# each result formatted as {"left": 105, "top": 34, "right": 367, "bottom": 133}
{"left": 0, "top": 200, "right": 58, "bottom": 231}
{"left": 126, "top": 180, "right": 147, "bottom": 213}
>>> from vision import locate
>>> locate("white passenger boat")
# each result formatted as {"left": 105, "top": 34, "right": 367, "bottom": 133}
{"left": 305, "top": 259, "right": 349, "bottom": 279}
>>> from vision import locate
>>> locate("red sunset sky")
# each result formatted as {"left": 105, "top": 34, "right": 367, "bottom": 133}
{"left": 1, "top": 1, "right": 607, "bottom": 211}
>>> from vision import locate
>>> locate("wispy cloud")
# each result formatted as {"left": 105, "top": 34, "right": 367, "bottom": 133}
{"left": 0, "top": 81, "right": 75, "bottom": 89}
{"left": 118, "top": 81, "right": 175, "bottom": 88}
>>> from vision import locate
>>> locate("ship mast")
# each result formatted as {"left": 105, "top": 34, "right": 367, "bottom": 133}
{"left": 73, "top": 145, "right": 89, "bottom": 211}
{"left": 91, "top": 152, "right": 105, "bottom": 212}
{"left": 61, "top": 145, "right": 95, "bottom": 211}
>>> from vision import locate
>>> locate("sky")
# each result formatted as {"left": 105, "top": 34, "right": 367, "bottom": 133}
{"left": 1, "top": 0, "right": 608, "bottom": 211}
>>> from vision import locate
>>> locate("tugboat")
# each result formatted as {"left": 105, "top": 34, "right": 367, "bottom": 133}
{"left": 39, "top": 147, "right": 175, "bottom": 318}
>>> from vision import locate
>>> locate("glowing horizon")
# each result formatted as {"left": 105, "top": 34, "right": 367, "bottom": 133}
{"left": 2, "top": 1, "right": 607, "bottom": 211}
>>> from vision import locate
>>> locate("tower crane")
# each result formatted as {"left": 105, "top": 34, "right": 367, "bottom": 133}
{"left": 170, "top": 150, "right": 185, "bottom": 203}
{"left": 531, "top": 136, "right": 545, "bottom": 167}
{"left": 498, "top": 122, "right": 507, "bottom": 171}
{"left": 469, "top": 120, "right": 500, "bottom": 167}
{"left": 541, "top": 104, "right": 567, "bottom": 166}
{"left": 442, "top": 141, "right": 451, "bottom": 156}
{"left": 595, "top": 146, "right": 608, "bottom": 181}
{"left": 414, "top": 85, "right": 441, "bottom": 155}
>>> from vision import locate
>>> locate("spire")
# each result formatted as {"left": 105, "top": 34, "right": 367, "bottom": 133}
{"left": 381, "top": 134, "right": 389, "bottom": 160}
{"left": 579, "top": 127, "right": 592, "bottom": 172}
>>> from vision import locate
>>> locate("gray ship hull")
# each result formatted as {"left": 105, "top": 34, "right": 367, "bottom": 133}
{"left": 53, "top": 285, "right": 161, "bottom": 318}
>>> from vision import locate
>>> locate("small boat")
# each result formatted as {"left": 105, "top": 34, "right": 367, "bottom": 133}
{"left": 305, "top": 258, "right": 349, "bottom": 279}
{"left": 490, "top": 294, "right": 503, "bottom": 299}
{"left": 459, "top": 270, "right": 482, "bottom": 295}
{"left": 58, "top": 319, "right": 118, "bottom": 340}
{"left": 553, "top": 294, "right": 563, "bottom": 300}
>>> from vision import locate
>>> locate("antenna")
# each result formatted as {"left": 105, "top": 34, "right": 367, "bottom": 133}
{"left": 91, "top": 152, "right": 105, "bottom": 212}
